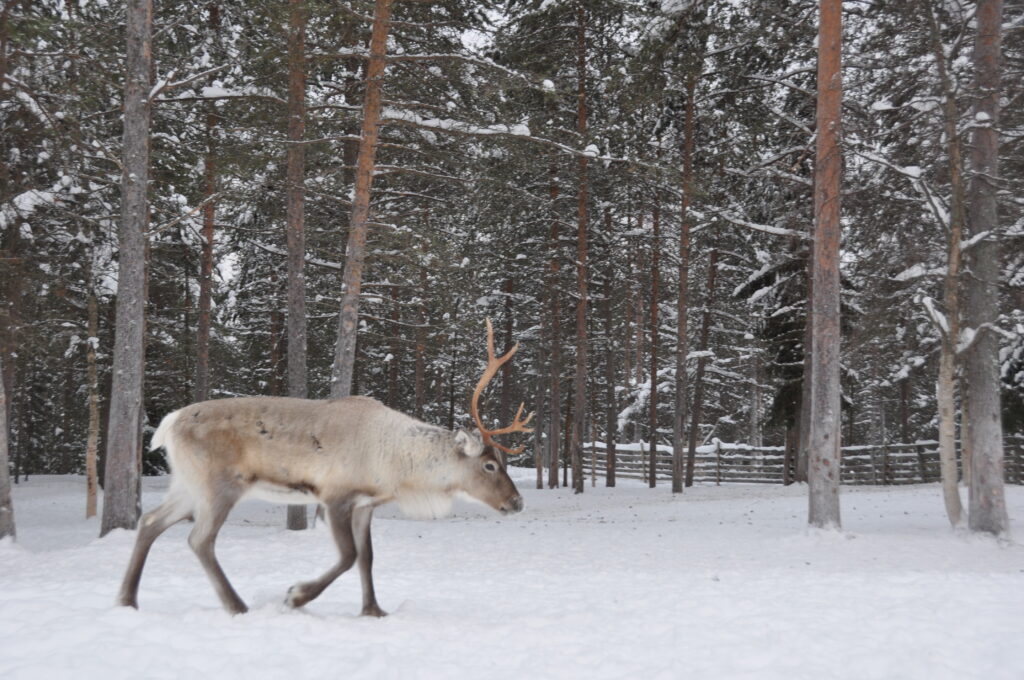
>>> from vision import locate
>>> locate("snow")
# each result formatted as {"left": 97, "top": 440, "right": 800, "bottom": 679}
{"left": 2, "top": 475, "right": 1023, "bottom": 680}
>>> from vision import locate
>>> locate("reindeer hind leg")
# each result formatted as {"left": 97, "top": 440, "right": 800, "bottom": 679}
{"left": 117, "top": 486, "right": 193, "bottom": 609}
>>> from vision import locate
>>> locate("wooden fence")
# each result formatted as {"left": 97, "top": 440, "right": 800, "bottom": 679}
{"left": 580, "top": 435, "right": 1024, "bottom": 486}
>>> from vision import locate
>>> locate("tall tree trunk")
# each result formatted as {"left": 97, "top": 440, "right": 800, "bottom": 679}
{"left": 194, "top": 4, "right": 221, "bottom": 402}
{"left": 686, "top": 249, "right": 719, "bottom": 486}
{"left": 331, "top": 0, "right": 393, "bottom": 398}
{"left": 648, "top": 203, "right": 660, "bottom": 489}
{"left": 386, "top": 303, "right": 400, "bottom": 408}
{"left": 964, "top": 0, "right": 1009, "bottom": 535}
{"left": 547, "top": 163, "right": 561, "bottom": 488}
{"left": 285, "top": 0, "right": 308, "bottom": 400}
{"left": 0, "top": 354, "right": 13, "bottom": 539}
{"left": 499, "top": 277, "right": 514, "bottom": 428}
{"left": 414, "top": 268, "right": 427, "bottom": 420}
{"left": 533, "top": 338, "right": 548, "bottom": 490}
{"left": 924, "top": 0, "right": 967, "bottom": 527}
{"left": 268, "top": 269, "right": 284, "bottom": 397}
{"left": 0, "top": 5, "right": 22, "bottom": 479}
{"left": 673, "top": 73, "right": 695, "bottom": 494}
{"left": 570, "top": 0, "right": 588, "bottom": 495}
{"left": 194, "top": 6, "right": 220, "bottom": 403}
{"left": 194, "top": 110, "right": 216, "bottom": 403}
{"left": 807, "top": 0, "right": 843, "bottom": 530}
{"left": 749, "top": 342, "right": 763, "bottom": 448}
{"left": 85, "top": 276, "right": 101, "bottom": 519}
{"left": 285, "top": 0, "right": 309, "bottom": 530}
{"left": 797, "top": 249, "right": 812, "bottom": 483}
{"left": 602, "top": 219, "right": 617, "bottom": 488}
{"left": 562, "top": 388, "right": 573, "bottom": 488}
{"left": 101, "top": 0, "right": 152, "bottom": 537}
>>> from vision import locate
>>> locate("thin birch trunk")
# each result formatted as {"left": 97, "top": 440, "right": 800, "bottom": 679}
{"left": 331, "top": 0, "right": 393, "bottom": 398}
{"left": 921, "top": 0, "right": 967, "bottom": 528}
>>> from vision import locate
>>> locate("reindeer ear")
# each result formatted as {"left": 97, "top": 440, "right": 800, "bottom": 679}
{"left": 455, "top": 429, "right": 484, "bottom": 458}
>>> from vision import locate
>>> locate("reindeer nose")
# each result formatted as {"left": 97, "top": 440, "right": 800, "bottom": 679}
{"left": 503, "top": 495, "right": 524, "bottom": 514}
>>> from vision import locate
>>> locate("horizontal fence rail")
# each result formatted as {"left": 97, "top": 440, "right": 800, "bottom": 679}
{"left": 580, "top": 435, "right": 1024, "bottom": 486}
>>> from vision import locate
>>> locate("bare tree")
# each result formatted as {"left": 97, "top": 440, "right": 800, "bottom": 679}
{"left": 922, "top": 0, "right": 966, "bottom": 527}
{"left": 807, "top": 0, "right": 842, "bottom": 530}
{"left": 85, "top": 257, "right": 101, "bottom": 519}
{"left": 672, "top": 73, "right": 695, "bottom": 494}
{"left": 0, "top": 354, "right": 14, "bottom": 539}
{"left": 285, "top": 0, "right": 309, "bottom": 530}
{"left": 546, "top": 162, "right": 562, "bottom": 488}
{"left": 570, "top": 0, "right": 589, "bottom": 495}
{"left": 648, "top": 203, "right": 661, "bottom": 489}
{"left": 964, "top": 0, "right": 1009, "bottom": 535}
{"left": 686, "top": 249, "right": 719, "bottom": 487}
{"left": 101, "top": 0, "right": 153, "bottom": 537}
{"left": 602, "top": 211, "right": 617, "bottom": 487}
{"left": 330, "top": 0, "right": 394, "bottom": 398}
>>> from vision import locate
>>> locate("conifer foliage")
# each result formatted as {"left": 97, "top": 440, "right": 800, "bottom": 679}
{"left": 0, "top": 0, "right": 1020, "bottom": 534}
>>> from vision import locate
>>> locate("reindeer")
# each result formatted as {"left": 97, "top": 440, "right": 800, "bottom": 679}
{"left": 116, "top": 320, "right": 531, "bottom": 617}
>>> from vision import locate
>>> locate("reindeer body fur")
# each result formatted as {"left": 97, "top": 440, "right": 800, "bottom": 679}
{"left": 156, "top": 396, "right": 474, "bottom": 519}
{"left": 118, "top": 394, "right": 521, "bottom": 617}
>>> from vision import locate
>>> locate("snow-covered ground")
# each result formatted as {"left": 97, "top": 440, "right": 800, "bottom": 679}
{"left": 2, "top": 473, "right": 1022, "bottom": 680}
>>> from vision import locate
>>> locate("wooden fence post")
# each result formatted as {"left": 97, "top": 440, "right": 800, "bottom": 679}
{"left": 916, "top": 443, "right": 928, "bottom": 482}
{"left": 715, "top": 439, "right": 722, "bottom": 486}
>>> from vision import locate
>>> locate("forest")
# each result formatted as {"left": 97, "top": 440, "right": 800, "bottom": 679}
{"left": 1, "top": 0, "right": 1022, "bottom": 537}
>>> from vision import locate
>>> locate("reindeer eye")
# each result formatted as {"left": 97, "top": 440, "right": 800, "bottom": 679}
{"left": 484, "top": 462, "right": 498, "bottom": 473}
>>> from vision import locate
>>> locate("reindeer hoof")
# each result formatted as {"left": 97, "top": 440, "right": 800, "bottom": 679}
{"left": 360, "top": 604, "right": 387, "bottom": 618}
{"left": 285, "top": 584, "right": 310, "bottom": 608}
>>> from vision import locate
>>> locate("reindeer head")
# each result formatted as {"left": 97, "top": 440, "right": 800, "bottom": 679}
{"left": 458, "top": 319, "right": 533, "bottom": 515}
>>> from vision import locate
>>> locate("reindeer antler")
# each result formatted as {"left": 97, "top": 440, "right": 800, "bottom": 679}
{"left": 470, "top": 319, "right": 535, "bottom": 455}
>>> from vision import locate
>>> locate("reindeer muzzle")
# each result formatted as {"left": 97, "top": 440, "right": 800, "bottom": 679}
{"left": 501, "top": 495, "right": 524, "bottom": 515}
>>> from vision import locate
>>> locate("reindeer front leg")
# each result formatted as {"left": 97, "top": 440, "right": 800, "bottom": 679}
{"left": 285, "top": 499, "right": 356, "bottom": 608}
{"left": 352, "top": 505, "right": 386, "bottom": 617}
